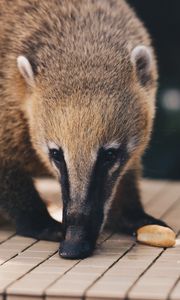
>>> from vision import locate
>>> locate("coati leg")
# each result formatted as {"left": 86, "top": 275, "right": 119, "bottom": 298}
{"left": 106, "top": 165, "right": 168, "bottom": 235}
{"left": 0, "top": 167, "right": 62, "bottom": 241}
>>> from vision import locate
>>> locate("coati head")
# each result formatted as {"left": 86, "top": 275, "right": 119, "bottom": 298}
{"left": 17, "top": 44, "right": 157, "bottom": 259}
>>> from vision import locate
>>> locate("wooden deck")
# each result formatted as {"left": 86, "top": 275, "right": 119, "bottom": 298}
{"left": 0, "top": 179, "right": 180, "bottom": 300}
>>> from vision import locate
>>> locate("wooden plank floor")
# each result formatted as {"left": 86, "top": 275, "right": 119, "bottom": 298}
{"left": 0, "top": 179, "right": 180, "bottom": 300}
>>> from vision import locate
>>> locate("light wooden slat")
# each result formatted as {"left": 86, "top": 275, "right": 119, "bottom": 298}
{"left": 35, "top": 179, "right": 62, "bottom": 222}
{"left": 0, "top": 236, "right": 36, "bottom": 266}
{"left": 0, "top": 230, "right": 15, "bottom": 244}
{"left": 8, "top": 297, "right": 42, "bottom": 300}
{"left": 34, "top": 179, "right": 60, "bottom": 203}
{"left": 128, "top": 234, "right": 180, "bottom": 300}
{"left": 0, "top": 240, "right": 58, "bottom": 299}
{"left": 6, "top": 232, "right": 111, "bottom": 299}
{"left": 145, "top": 182, "right": 180, "bottom": 217}
{"left": 7, "top": 253, "right": 79, "bottom": 299}
{"left": 127, "top": 199, "right": 180, "bottom": 300}
{"left": 162, "top": 200, "right": 180, "bottom": 234}
{"left": 141, "top": 180, "right": 167, "bottom": 206}
{"left": 86, "top": 243, "right": 162, "bottom": 300}
{"left": 45, "top": 235, "right": 134, "bottom": 300}
{"left": 170, "top": 277, "right": 180, "bottom": 300}
{"left": 47, "top": 298, "right": 78, "bottom": 300}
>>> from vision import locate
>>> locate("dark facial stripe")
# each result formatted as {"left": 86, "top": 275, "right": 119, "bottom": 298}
{"left": 86, "top": 150, "right": 123, "bottom": 235}
{"left": 58, "top": 146, "right": 127, "bottom": 244}
{"left": 69, "top": 147, "right": 127, "bottom": 242}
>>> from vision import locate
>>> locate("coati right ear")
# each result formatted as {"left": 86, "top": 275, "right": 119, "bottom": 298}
{"left": 131, "top": 45, "right": 153, "bottom": 87}
{"left": 17, "top": 55, "right": 35, "bottom": 87}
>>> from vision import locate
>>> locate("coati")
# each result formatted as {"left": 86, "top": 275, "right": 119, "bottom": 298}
{"left": 0, "top": 0, "right": 169, "bottom": 259}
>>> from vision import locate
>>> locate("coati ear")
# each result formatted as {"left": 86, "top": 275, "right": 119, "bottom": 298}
{"left": 131, "top": 45, "right": 153, "bottom": 86}
{"left": 17, "top": 55, "right": 35, "bottom": 86}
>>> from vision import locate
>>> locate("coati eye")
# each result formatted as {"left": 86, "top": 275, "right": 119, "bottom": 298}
{"left": 101, "top": 147, "right": 126, "bottom": 166}
{"left": 49, "top": 148, "right": 64, "bottom": 164}
{"left": 104, "top": 149, "right": 118, "bottom": 163}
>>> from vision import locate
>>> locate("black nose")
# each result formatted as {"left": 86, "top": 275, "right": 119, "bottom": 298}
{"left": 59, "top": 239, "right": 93, "bottom": 259}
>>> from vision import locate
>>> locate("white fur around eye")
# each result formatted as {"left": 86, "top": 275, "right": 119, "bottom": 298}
{"left": 103, "top": 141, "right": 121, "bottom": 150}
{"left": 48, "top": 141, "right": 59, "bottom": 150}
{"left": 17, "top": 55, "right": 34, "bottom": 86}
{"left": 108, "top": 161, "right": 120, "bottom": 176}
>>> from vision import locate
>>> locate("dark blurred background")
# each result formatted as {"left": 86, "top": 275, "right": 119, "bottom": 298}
{"left": 128, "top": 0, "right": 180, "bottom": 179}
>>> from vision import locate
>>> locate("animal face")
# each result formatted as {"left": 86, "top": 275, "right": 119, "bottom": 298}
{"left": 17, "top": 44, "right": 157, "bottom": 258}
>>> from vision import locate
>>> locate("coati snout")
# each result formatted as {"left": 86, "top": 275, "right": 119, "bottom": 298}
{"left": 0, "top": 0, "right": 169, "bottom": 260}
{"left": 49, "top": 145, "right": 126, "bottom": 258}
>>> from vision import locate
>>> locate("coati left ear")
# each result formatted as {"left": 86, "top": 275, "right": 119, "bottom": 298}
{"left": 131, "top": 45, "right": 153, "bottom": 87}
{"left": 17, "top": 55, "right": 35, "bottom": 87}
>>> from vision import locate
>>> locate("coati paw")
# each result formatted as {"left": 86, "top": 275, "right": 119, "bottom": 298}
{"left": 137, "top": 225, "right": 176, "bottom": 248}
{"left": 32, "top": 227, "right": 63, "bottom": 242}
{"left": 17, "top": 219, "right": 63, "bottom": 242}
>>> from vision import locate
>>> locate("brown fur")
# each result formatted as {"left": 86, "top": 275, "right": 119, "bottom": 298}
{"left": 0, "top": 0, "right": 167, "bottom": 256}
{"left": 0, "top": 0, "right": 156, "bottom": 167}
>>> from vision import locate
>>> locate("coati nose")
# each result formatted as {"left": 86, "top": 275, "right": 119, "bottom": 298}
{"left": 59, "top": 239, "right": 93, "bottom": 259}
{"left": 59, "top": 225, "right": 94, "bottom": 259}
